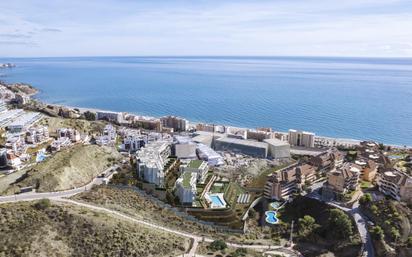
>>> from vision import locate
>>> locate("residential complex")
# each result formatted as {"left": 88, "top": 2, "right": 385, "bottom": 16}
{"left": 322, "top": 163, "right": 361, "bottom": 200}
{"left": 377, "top": 170, "right": 412, "bottom": 203}
{"left": 264, "top": 163, "right": 316, "bottom": 200}
{"left": 136, "top": 141, "right": 172, "bottom": 187}
{"left": 180, "top": 160, "right": 208, "bottom": 183}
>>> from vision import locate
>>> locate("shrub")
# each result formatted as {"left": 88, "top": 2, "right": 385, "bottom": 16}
{"left": 407, "top": 236, "right": 412, "bottom": 247}
{"left": 209, "top": 240, "right": 227, "bottom": 251}
{"left": 233, "top": 248, "right": 247, "bottom": 257}
{"left": 370, "top": 226, "right": 384, "bottom": 240}
{"left": 34, "top": 199, "right": 51, "bottom": 210}
{"left": 359, "top": 193, "right": 372, "bottom": 205}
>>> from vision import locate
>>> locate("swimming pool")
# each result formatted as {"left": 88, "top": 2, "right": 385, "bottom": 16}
{"left": 206, "top": 193, "right": 227, "bottom": 208}
{"left": 210, "top": 195, "right": 224, "bottom": 206}
{"left": 265, "top": 211, "right": 279, "bottom": 224}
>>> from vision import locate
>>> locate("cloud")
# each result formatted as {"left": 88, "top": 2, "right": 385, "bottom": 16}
{"left": 41, "top": 28, "right": 62, "bottom": 33}
{"left": 0, "top": 40, "right": 37, "bottom": 46}
{"left": 0, "top": 0, "right": 411, "bottom": 57}
{"left": 0, "top": 33, "right": 32, "bottom": 39}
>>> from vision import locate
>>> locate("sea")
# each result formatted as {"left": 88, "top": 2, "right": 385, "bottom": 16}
{"left": 0, "top": 56, "right": 411, "bottom": 146}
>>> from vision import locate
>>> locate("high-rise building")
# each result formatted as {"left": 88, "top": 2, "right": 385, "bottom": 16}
{"left": 288, "top": 129, "right": 315, "bottom": 148}
{"left": 160, "top": 116, "right": 188, "bottom": 132}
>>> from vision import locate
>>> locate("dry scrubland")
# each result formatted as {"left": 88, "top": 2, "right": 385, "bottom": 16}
{"left": 39, "top": 116, "right": 107, "bottom": 136}
{"left": 72, "top": 186, "right": 250, "bottom": 242}
{"left": 4, "top": 144, "right": 121, "bottom": 194}
{"left": 0, "top": 200, "right": 188, "bottom": 257}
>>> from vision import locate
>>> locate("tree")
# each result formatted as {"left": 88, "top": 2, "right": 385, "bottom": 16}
{"left": 327, "top": 209, "right": 353, "bottom": 239}
{"left": 209, "top": 240, "right": 227, "bottom": 251}
{"left": 84, "top": 111, "right": 96, "bottom": 121}
{"left": 298, "top": 215, "right": 319, "bottom": 238}
{"left": 370, "top": 226, "right": 384, "bottom": 240}
{"left": 359, "top": 193, "right": 372, "bottom": 206}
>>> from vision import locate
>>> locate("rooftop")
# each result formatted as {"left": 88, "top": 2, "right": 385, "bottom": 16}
{"left": 187, "top": 160, "right": 204, "bottom": 169}
{"left": 216, "top": 137, "right": 268, "bottom": 148}
{"left": 264, "top": 138, "right": 290, "bottom": 146}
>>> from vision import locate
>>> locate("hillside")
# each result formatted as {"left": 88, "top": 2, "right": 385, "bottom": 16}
{"left": 0, "top": 200, "right": 188, "bottom": 257}
{"left": 39, "top": 116, "right": 107, "bottom": 136}
{"left": 4, "top": 144, "right": 121, "bottom": 193}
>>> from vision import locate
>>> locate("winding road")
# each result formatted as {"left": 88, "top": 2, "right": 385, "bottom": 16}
{"left": 307, "top": 189, "right": 375, "bottom": 257}
{"left": 0, "top": 171, "right": 301, "bottom": 257}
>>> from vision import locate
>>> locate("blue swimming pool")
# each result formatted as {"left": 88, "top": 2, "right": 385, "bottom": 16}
{"left": 210, "top": 195, "right": 225, "bottom": 207}
{"left": 265, "top": 211, "right": 279, "bottom": 224}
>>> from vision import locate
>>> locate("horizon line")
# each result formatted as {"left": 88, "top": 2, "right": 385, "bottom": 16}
{"left": 2, "top": 54, "right": 412, "bottom": 60}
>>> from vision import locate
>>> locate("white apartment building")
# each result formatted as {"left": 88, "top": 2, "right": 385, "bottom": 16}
{"left": 25, "top": 126, "right": 49, "bottom": 145}
{"left": 288, "top": 129, "right": 315, "bottom": 148}
{"left": 180, "top": 159, "right": 209, "bottom": 183}
{"left": 175, "top": 171, "right": 197, "bottom": 205}
{"left": 136, "top": 141, "right": 171, "bottom": 187}
{"left": 57, "top": 128, "right": 81, "bottom": 142}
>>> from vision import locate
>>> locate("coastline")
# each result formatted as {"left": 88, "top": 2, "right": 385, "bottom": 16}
{"left": 3, "top": 80, "right": 409, "bottom": 149}
{"left": 39, "top": 99, "right": 412, "bottom": 149}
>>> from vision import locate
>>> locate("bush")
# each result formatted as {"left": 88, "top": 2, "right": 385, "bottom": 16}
{"left": 209, "top": 240, "right": 227, "bottom": 251}
{"left": 370, "top": 226, "right": 384, "bottom": 240}
{"left": 34, "top": 199, "right": 51, "bottom": 210}
{"left": 359, "top": 193, "right": 372, "bottom": 205}
{"left": 407, "top": 236, "right": 412, "bottom": 247}
{"left": 233, "top": 248, "right": 247, "bottom": 257}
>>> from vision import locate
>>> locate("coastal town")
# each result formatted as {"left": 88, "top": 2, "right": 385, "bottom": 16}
{"left": 0, "top": 79, "right": 411, "bottom": 257}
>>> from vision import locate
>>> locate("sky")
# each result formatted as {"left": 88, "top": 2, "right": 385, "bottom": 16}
{"left": 0, "top": 0, "right": 412, "bottom": 57}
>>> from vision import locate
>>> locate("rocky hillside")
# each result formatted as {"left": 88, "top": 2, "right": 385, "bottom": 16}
{"left": 4, "top": 144, "right": 121, "bottom": 193}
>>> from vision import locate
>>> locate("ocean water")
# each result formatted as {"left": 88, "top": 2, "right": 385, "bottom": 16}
{"left": 1, "top": 56, "right": 411, "bottom": 146}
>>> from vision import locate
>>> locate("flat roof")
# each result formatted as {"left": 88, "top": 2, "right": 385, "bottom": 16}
{"left": 216, "top": 137, "right": 268, "bottom": 148}
{"left": 188, "top": 160, "right": 204, "bottom": 169}
{"left": 182, "top": 171, "right": 194, "bottom": 187}
{"left": 264, "top": 138, "right": 289, "bottom": 146}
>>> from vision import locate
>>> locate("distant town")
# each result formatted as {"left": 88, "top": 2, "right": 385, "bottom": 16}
{"left": 0, "top": 79, "right": 411, "bottom": 257}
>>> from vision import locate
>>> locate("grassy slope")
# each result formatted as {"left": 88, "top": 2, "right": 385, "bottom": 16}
{"left": 0, "top": 201, "right": 188, "bottom": 257}
{"left": 4, "top": 144, "right": 121, "bottom": 193}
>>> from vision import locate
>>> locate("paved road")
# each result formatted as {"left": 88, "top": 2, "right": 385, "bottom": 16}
{"left": 307, "top": 189, "right": 374, "bottom": 257}
{"left": 0, "top": 165, "right": 118, "bottom": 204}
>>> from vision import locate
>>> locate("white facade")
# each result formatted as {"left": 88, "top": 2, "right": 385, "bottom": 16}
{"left": 136, "top": 141, "right": 171, "bottom": 187}
{"left": 196, "top": 143, "right": 224, "bottom": 166}
{"left": 264, "top": 138, "right": 291, "bottom": 159}
{"left": 175, "top": 171, "right": 197, "bottom": 205}
{"left": 181, "top": 160, "right": 208, "bottom": 183}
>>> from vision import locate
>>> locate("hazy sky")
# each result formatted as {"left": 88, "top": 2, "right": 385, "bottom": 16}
{"left": 1, "top": 0, "right": 412, "bottom": 57}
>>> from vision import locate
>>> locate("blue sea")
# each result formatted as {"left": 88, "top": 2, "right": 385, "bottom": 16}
{"left": 1, "top": 56, "right": 411, "bottom": 146}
